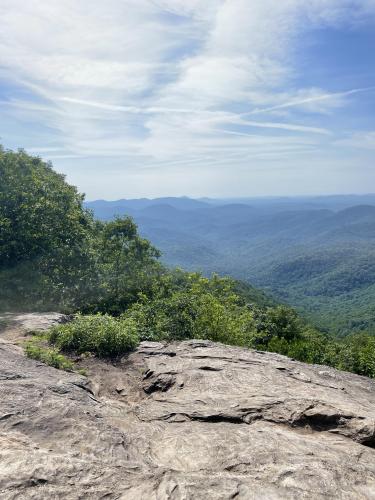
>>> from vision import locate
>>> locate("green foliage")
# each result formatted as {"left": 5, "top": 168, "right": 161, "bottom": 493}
{"left": 0, "top": 147, "right": 90, "bottom": 268}
{"left": 2, "top": 145, "right": 375, "bottom": 379}
{"left": 89, "top": 197, "right": 375, "bottom": 337}
{"left": 336, "top": 333, "right": 375, "bottom": 377}
{"left": 255, "top": 324, "right": 375, "bottom": 379}
{"left": 252, "top": 305, "right": 302, "bottom": 343}
{"left": 0, "top": 146, "right": 162, "bottom": 313}
{"left": 232, "top": 279, "right": 275, "bottom": 308}
{"left": 261, "top": 245, "right": 375, "bottom": 337}
{"left": 123, "top": 272, "right": 258, "bottom": 347}
{"left": 49, "top": 314, "right": 139, "bottom": 357}
{"left": 0, "top": 146, "right": 96, "bottom": 310}
{"left": 84, "top": 217, "right": 162, "bottom": 315}
{"left": 39, "top": 271, "right": 375, "bottom": 379}
{"left": 25, "top": 343, "right": 74, "bottom": 371}
{"left": 45, "top": 279, "right": 375, "bottom": 380}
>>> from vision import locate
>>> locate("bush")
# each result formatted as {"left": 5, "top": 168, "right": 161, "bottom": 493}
{"left": 49, "top": 314, "right": 139, "bottom": 357}
{"left": 123, "top": 281, "right": 259, "bottom": 347}
{"left": 25, "top": 343, "right": 74, "bottom": 371}
{"left": 337, "top": 333, "right": 375, "bottom": 377}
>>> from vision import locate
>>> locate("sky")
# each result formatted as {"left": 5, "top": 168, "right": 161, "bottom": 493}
{"left": 0, "top": 0, "right": 375, "bottom": 200}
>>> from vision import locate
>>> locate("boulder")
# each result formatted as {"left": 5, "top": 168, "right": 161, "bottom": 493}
{"left": 1, "top": 316, "right": 375, "bottom": 499}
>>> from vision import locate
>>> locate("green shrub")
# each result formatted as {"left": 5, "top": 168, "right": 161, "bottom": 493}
{"left": 123, "top": 285, "right": 259, "bottom": 347}
{"left": 49, "top": 314, "right": 139, "bottom": 357}
{"left": 337, "top": 333, "right": 375, "bottom": 377}
{"left": 25, "top": 343, "right": 74, "bottom": 371}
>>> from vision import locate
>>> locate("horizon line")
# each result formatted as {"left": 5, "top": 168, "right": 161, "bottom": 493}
{"left": 85, "top": 193, "right": 375, "bottom": 203}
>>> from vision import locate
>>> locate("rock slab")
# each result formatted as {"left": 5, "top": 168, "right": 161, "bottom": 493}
{"left": 1, "top": 314, "right": 375, "bottom": 499}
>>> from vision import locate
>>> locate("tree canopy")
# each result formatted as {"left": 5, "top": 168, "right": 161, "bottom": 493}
{"left": 0, "top": 146, "right": 92, "bottom": 268}
{"left": 0, "top": 147, "right": 161, "bottom": 311}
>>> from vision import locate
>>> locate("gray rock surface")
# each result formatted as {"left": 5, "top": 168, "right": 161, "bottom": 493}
{"left": 1, "top": 314, "right": 375, "bottom": 499}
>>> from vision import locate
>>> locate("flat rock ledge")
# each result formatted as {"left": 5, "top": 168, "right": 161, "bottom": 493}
{"left": 1, "top": 314, "right": 375, "bottom": 499}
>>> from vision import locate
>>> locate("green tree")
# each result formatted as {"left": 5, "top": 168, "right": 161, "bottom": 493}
{"left": 85, "top": 217, "right": 162, "bottom": 315}
{"left": 122, "top": 272, "right": 258, "bottom": 345}
{"left": 0, "top": 147, "right": 96, "bottom": 310}
{"left": 0, "top": 146, "right": 164, "bottom": 313}
{"left": 338, "top": 333, "right": 375, "bottom": 377}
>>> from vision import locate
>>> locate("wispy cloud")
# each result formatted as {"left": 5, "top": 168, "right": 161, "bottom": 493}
{"left": 58, "top": 96, "right": 218, "bottom": 116}
{"left": 246, "top": 87, "right": 375, "bottom": 116}
{"left": 0, "top": 0, "right": 374, "bottom": 197}
{"left": 220, "top": 121, "right": 331, "bottom": 135}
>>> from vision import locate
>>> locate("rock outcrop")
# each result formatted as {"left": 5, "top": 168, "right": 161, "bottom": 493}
{"left": 1, "top": 314, "right": 375, "bottom": 499}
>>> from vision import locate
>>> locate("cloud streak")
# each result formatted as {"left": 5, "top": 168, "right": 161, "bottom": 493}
{"left": 246, "top": 87, "right": 375, "bottom": 116}
{"left": 0, "top": 0, "right": 374, "bottom": 197}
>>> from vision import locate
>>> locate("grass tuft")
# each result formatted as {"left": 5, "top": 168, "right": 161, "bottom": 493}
{"left": 25, "top": 342, "right": 74, "bottom": 371}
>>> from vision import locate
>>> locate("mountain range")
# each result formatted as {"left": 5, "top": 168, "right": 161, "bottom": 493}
{"left": 85, "top": 195, "right": 375, "bottom": 336}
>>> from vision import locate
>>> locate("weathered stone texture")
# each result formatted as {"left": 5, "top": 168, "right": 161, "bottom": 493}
{"left": 1, "top": 314, "right": 375, "bottom": 499}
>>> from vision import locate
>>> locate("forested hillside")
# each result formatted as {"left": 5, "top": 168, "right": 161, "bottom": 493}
{"left": 86, "top": 198, "right": 375, "bottom": 336}
{"left": 2, "top": 146, "right": 375, "bottom": 378}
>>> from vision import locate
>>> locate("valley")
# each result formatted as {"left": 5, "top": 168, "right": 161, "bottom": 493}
{"left": 87, "top": 196, "right": 375, "bottom": 336}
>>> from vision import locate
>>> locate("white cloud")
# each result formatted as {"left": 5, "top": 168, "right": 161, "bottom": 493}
{"left": 0, "top": 0, "right": 374, "bottom": 197}
{"left": 244, "top": 87, "right": 375, "bottom": 116}
{"left": 223, "top": 120, "right": 331, "bottom": 135}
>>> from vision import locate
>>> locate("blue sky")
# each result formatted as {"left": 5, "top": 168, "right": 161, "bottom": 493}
{"left": 0, "top": 0, "right": 375, "bottom": 200}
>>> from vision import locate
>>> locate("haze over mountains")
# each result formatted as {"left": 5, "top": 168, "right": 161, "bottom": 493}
{"left": 86, "top": 195, "right": 375, "bottom": 336}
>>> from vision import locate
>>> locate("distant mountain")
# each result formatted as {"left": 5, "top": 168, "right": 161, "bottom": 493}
{"left": 85, "top": 196, "right": 375, "bottom": 335}
{"left": 195, "top": 194, "right": 375, "bottom": 211}
{"left": 86, "top": 197, "right": 210, "bottom": 219}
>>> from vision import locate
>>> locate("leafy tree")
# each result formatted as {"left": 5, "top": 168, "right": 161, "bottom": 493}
{"left": 338, "top": 333, "right": 375, "bottom": 377}
{"left": 0, "top": 147, "right": 96, "bottom": 310}
{"left": 122, "top": 272, "right": 258, "bottom": 346}
{"left": 264, "top": 306, "right": 302, "bottom": 342}
{"left": 0, "top": 147, "right": 93, "bottom": 268}
{"left": 0, "top": 147, "right": 162, "bottom": 312}
{"left": 83, "top": 217, "right": 162, "bottom": 315}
